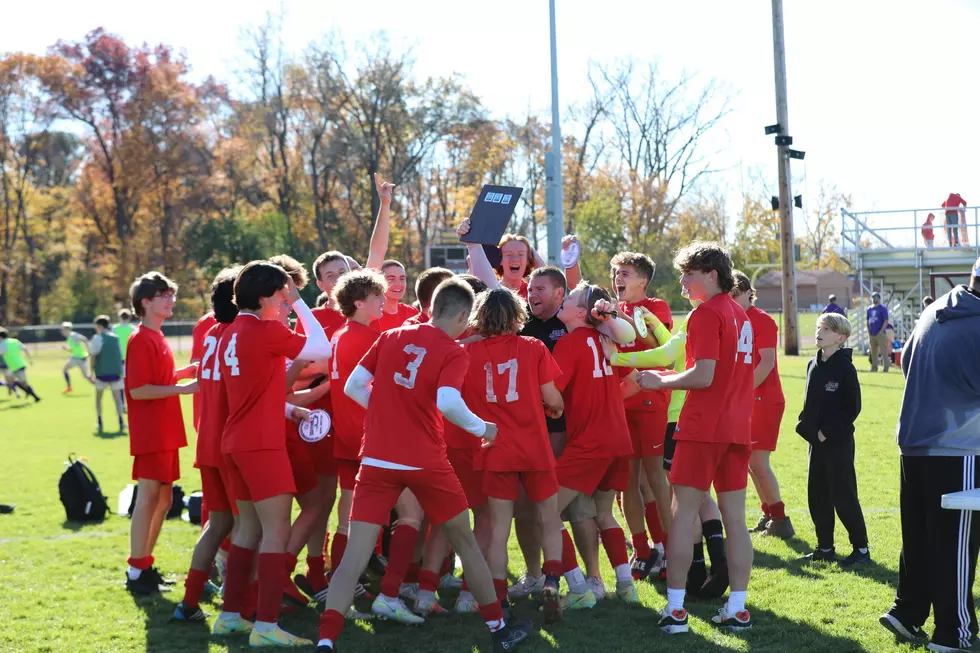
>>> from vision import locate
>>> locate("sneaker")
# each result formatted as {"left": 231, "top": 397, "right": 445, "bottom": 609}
{"left": 763, "top": 517, "right": 796, "bottom": 539}
{"left": 630, "top": 548, "right": 662, "bottom": 582}
{"left": 541, "top": 580, "right": 562, "bottom": 624}
{"left": 879, "top": 611, "right": 929, "bottom": 645}
{"left": 491, "top": 622, "right": 531, "bottom": 653}
{"left": 125, "top": 571, "right": 165, "bottom": 595}
{"left": 371, "top": 596, "right": 425, "bottom": 625}
{"left": 559, "top": 589, "right": 596, "bottom": 611}
{"left": 659, "top": 608, "right": 689, "bottom": 634}
{"left": 145, "top": 566, "right": 177, "bottom": 586}
{"left": 248, "top": 625, "right": 313, "bottom": 647}
{"left": 212, "top": 613, "right": 254, "bottom": 635}
{"left": 399, "top": 583, "right": 419, "bottom": 602}
{"left": 439, "top": 573, "right": 463, "bottom": 590}
{"left": 800, "top": 548, "right": 837, "bottom": 563}
{"left": 508, "top": 573, "right": 545, "bottom": 599}
{"left": 63, "top": 387, "right": 72, "bottom": 394}
{"left": 315, "top": 645, "right": 334, "bottom": 653}
{"left": 454, "top": 593, "right": 480, "bottom": 614}
{"left": 700, "top": 566, "right": 730, "bottom": 600}
{"left": 711, "top": 605, "right": 752, "bottom": 631}
{"left": 615, "top": 580, "right": 639, "bottom": 604}
{"left": 282, "top": 576, "right": 308, "bottom": 608}
{"left": 839, "top": 548, "right": 871, "bottom": 568}
{"left": 751, "top": 515, "right": 771, "bottom": 532}
{"left": 173, "top": 601, "right": 207, "bottom": 621}
{"left": 586, "top": 577, "right": 606, "bottom": 601}
{"left": 415, "top": 594, "right": 449, "bottom": 616}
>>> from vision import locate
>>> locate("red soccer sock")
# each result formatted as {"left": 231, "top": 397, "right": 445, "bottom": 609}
{"left": 257, "top": 552, "right": 288, "bottom": 624}
{"left": 645, "top": 501, "right": 667, "bottom": 545}
{"left": 761, "top": 502, "right": 771, "bottom": 517}
{"left": 440, "top": 552, "right": 453, "bottom": 577}
{"left": 405, "top": 562, "right": 421, "bottom": 584}
{"left": 479, "top": 602, "right": 504, "bottom": 631}
{"left": 330, "top": 533, "right": 348, "bottom": 575}
{"left": 127, "top": 555, "right": 154, "bottom": 571}
{"left": 418, "top": 569, "right": 440, "bottom": 593}
{"left": 632, "top": 532, "right": 652, "bottom": 559}
{"left": 601, "top": 527, "right": 629, "bottom": 568}
{"left": 201, "top": 506, "right": 210, "bottom": 532}
{"left": 242, "top": 581, "right": 258, "bottom": 620}
{"left": 493, "top": 578, "right": 509, "bottom": 602}
{"left": 561, "top": 529, "right": 579, "bottom": 573}
{"left": 222, "top": 545, "right": 255, "bottom": 614}
{"left": 542, "top": 560, "right": 563, "bottom": 578}
{"left": 284, "top": 552, "right": 298, "bottom": 574}
{"left": 306, "top": 555, "right": 327, "bottom": 592}
{"left": 380, "top": 524, "right": 419, "bottom": 598}
{"left": 182, "top": 568, "right": 210, "bottom": 609}
{"left": 375, "top": 530, "right": 384, "bottom": 556}
{"left": 770, "top": 501, "right": 786, "bottom": 520}
{"left": 219, "top": 537, "right": 231, "bottom": 552}
{"left": 318, "top": 608, "right": 345, "bottom": 643}
{"left": 460, "top": 575, "right": 469, "bottom": 591}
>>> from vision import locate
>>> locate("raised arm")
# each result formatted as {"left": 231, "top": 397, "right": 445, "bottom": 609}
{"left": 365, "top": 173, "right": 396, "bottom": 271}
{"left": 457, "top": 219, "right": 502, "bottom": 290}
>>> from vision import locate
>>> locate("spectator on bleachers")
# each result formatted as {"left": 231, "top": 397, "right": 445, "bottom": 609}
{"left": 921, "top": 213, "right": 935, "bottom": 248}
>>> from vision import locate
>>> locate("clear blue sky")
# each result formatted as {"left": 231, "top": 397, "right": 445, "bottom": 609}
{"left": 6, "top": 0, "right": 979, "bottom": 236}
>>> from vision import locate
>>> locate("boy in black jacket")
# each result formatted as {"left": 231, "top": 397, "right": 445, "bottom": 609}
{"left": 796, "top": 313, "right": 870, "bottom": 567}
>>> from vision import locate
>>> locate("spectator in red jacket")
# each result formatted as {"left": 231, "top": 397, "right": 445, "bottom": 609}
{"left": 942, "top": 193, "right": 967, "bottom": 247}
{"left": 921, "top": 213, "right": 935, "bottom": 249}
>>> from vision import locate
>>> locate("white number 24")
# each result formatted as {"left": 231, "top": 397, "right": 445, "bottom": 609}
{"left": 736, "top": 320, "right": 753, "bottom": 364}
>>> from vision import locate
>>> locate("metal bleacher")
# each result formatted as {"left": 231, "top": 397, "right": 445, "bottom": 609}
{"left": 841, "top": 206, "right": 979, "bottom": 352}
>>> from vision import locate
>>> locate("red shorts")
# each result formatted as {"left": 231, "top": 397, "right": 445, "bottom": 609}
{"left": 337, "top": 458, "right": 361, "bottom": 491}
{"left": 669, "top": 440, "right": 751, "bottom": 492}
{"left": 132, "top": 450, "right": 180, "bottom": 484}
{"left": 626, "top": 409, "right": 668, "bottom": 459}
{"left": 199, "top": 464, "right": 233, "bottom": 513}
{"left": 224, "top": 449, "right": 296, "bottom": 503}
{"left": 447, "top": 447, "right": 487, "bottom": 509}
{"left": 557, "top": 456, "right": 630, "bottom": 495}
{"left": 350, "top": 464, "right": 468, "bottom": 527}
{"left": 306, "top": 436, "right": 338, "bottom": 477}
{"left": 286, "top": 440, "right": 318, "bottom": 496}
{"left": 751, "top": 401, "right": 785, "bottom": 452}
{"left": 483, "top": 469, "right": 558, "bottom": 503}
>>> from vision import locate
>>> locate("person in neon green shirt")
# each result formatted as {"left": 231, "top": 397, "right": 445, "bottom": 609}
{"left": 113, "top": 309, "right": 136, "bottom": 376}
{"left": 60, "top": 321, "right": 93, "bottom": 393}
{"left": 0, "top": 327, "right": 40, "bottom": 402}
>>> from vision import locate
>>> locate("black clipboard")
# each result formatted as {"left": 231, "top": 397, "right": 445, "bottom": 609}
{"left": 460, "top": 185, "right": 524, "bottom": 246}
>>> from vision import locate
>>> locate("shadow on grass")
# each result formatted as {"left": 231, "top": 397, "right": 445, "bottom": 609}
{"left": 129, "top": 591, "right": 226, "bottom": 653}
{"left": 61, "top": 519, "right": 110, "bottom": 532}
{"left": 0, "top": 401, "right": 33, "bottom": 410}
{"left": 94, "top": 428, "right": 128, "bottom": 440}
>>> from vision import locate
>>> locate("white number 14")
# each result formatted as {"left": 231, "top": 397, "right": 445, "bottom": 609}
{"left": 736, "top": 320, "right": 753, "bottom": 364}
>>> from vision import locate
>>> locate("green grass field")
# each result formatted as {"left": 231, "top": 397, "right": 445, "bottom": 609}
{"left": 0, "top": 343, "right": 957, "bottom": 653}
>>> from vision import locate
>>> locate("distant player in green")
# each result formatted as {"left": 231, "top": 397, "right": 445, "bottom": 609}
{"left": 114, "top": 309, "right": 136, "bottom": 374}
{"left": 0, "top": 327, "right": 40, "bottom": 402}
{"left": 61, "top": 321, "right": 93, "bottom": 393}
{"left": 91, "top": 315, "right": 126, "bottom": 433}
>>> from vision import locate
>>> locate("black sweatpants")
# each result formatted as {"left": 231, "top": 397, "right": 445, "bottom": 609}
{"left": 807, "top": 434, "right": 868, "bottom": 550}
{"left": 892, "top": 455, "right": 980, "bottom": 649}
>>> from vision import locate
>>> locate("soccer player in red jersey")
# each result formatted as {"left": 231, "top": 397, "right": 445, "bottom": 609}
{"left": 373, "top": 260, "right": 420, "bottom": 331}
{"left": 124, "top": 272, "right": 199, "bottom": 595}
{"left": 465, "top": 288, "right": 566, "bottom": 622}
{"left": 730, "top": 271, "right": 792, "bottom": 539}
{"left": 315, "top": 279, "right": 530, "bottom": 653}
{"left": 637, "top": 242, "right": 755, "bottom": 634}
{"left": 211, "top": 262, "right": 331, "bottom": 646}
{"left": 175, "top": 266, "right": 240, "bottom": 620}
{"left": 402, "top": 267, "right": 454, "bottom": 326}
{"left": 610, "top": 251, "right": 674, "bottom": 580}
{"left": 190, "top": 310, "right": 217, "bottom": 429}
{"left": 551, "top": 281, "right": 639, "bottom": 606}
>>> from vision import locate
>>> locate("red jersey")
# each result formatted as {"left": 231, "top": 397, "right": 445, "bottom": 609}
{"left": 551, "top": 327, "right": 632, "bottom": 459}
{"left": 191, "top": 312, "right": 217, "bottom": 429}
{"left": 296, "top": 305, "right": 346, "bottom": 411}
{"left": 617, "top": 297, "right": 673, "bottom": 412}
{"left": 125, "top": 327, "right": 187, "bottom": 455}
{"left": 195, "top": 322, "right": 231, "bottom": 467}
{"left": 747, "top": 305, "right": 784, "bottom": 404}
{"left": 329, "top": 321, "right": 379, "bottom": 460}
{"left": 220, "top": 314, "right": 306, "bottom": 453}
{"left": 943, "top": 193, "right": 967, "bottom": 210}
{"left": 676, "top": 293, "right": 754, "bottom": 445}
{"left": 372, "top": 303, "right": 420, "bottom": 333}
{"left": 358, "top": 324, "right": 470, "bottom": 469}
{"left": 403, "top": 313, "right": 429, "bottom": 327}
{"left": 517, "top": 279, "right": 529, "bottom": 300}
{"left": 463, "top": 335, "right": 561, "bottom": 472}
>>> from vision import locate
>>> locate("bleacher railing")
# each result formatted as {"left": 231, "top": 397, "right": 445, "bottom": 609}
{"left": 841, "top": 206, "right": 980, "bottom": 255}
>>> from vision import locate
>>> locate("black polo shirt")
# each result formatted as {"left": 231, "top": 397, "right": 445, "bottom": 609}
{"left": 521, "top": 312, "right": 568, "bottom": 432}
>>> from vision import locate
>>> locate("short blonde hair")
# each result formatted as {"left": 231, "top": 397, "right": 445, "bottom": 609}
{"left": 817, "top": 313, "right": 852, "bottom": 338}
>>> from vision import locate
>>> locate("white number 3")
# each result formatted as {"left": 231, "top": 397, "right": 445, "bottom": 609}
{"left": 394, "top": 344, "right": 427, "bottom": 389}
{"left": 736, "top": 320, "right": 753, "bottom": 364}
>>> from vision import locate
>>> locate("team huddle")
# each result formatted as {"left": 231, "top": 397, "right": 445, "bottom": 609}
{"left": 110, "top": 176, "right": 801, "bottom": 652}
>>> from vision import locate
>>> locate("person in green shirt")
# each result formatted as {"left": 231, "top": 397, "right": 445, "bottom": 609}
{"left": 91, "top": 315, "right": 126, "bottom": 433}
{"left": 0, "top": 327, "right": 40, "bottom": 402}
{"left": 113, "top": 309, "right": 136, "bottom": 374}
{"left": 60, "top": 321, "right": 93, "bottom": 393}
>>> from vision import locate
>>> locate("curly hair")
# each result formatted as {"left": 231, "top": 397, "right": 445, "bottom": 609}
{"left": 471, "top": 288, "right": 528, "bottom": 337}
{"left": 672, "top": 241, "right": 734, "bottom": 293}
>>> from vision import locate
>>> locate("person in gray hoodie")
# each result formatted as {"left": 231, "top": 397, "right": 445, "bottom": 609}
{"left": 879, "top": 258, "right": 980, "bottom": 653}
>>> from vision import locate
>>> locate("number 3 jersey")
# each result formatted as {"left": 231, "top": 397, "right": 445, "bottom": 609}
{"left": 219, "top": 314, "right": 307, "bottom": 454}
{"left": 676, "top": 292, "right": 754, "bottom": 445}
{"left": 358, "top": 324, "right": 470, "bottom": 469}
{"left": 462, "top": 335, "right": 562, "bottom": 472}
{"left": 551, "top": 326, "right": 632, "bottom": 460}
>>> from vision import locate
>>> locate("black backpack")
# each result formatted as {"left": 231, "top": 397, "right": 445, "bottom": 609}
{"left": 126, "top": 484, "right": 185, "bottom": 519}
{"left": 59, "top": 455, "right": 109, "bottom": 522}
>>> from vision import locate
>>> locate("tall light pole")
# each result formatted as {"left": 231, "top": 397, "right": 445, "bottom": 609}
{"left": 771, "top": 0, "right": 800, "bottom": 355}
{"left": 545, "top": 0, "right": 565, "bottom": 265}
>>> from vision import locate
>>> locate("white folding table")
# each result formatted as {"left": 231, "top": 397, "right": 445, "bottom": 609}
{"left": 941, "top": 488, "right": 980, "bottom": 510}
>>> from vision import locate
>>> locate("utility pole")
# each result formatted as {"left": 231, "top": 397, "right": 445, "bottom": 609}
{"left": 771, "top": 0, "right": 799, "bottom": 355}
{"left": 545, "top": 0, "right": 565, "bottom": 265}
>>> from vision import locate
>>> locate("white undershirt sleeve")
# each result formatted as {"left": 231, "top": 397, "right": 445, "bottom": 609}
{"left": 293, "top": 298, "right": 332, "bottom": 361}
{"left": 284, "top": 402, "right": 296, "bottom": 419}
{"left": 345, "top": 365, "right": 373, "bottom": 409}
{"left": 436, "top": 387, "right": 487, "bottom": 437}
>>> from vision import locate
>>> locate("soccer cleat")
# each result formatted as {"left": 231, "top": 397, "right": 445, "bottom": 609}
{"left": 630, "top": 548, "right": 662, "bottom": 582}
{"left": 686, "top": 562, "right": 707, "bottom": 597}
{"left": 212, "top": 613, "right": 254, "bottom": 635}
{"left": 455, "top": 593, "right": 480, "bottom": 613}
{"left": 926, "top": 641, "right": 976, "bottom": 652}
{"left": 711, "top": 605, "right": 752, "bottom": 631}
{"left": 398, "top": 583, "right": 418, "bottom": 601}
{"left": 439, "top": 573, "right": 463, "bottom": 589}
{"left": 699, "top": 566, "right": 730, "bottom": 600}
{"left": 658, "top": 556, "right": 668, "bottom": 581}
{"left": 173, "top": 601, "right": 207, "bottom": 622}
{"left": 353, "top": 583, "right": 374, "bottom": 601}
{"left": 491, "top": 622, "right": 531, "bottom": 653}
{"left": 145, "top": 566, "right": 177, "bottom": 586}
{"left": 126, "top": 571, "right": 164, "bottom": 596}
{"left": 839, "top": 548, "right": 872, "bottom": 568}
{"left": 294, "top": 574, "right": 324, "bottom": 601}
{"left": 800, "top": 548, "right": 838, "bottom": 563}
{"left": 879, "top": 611, "right": 929, "bottom": 645}
{"left": 541, "top": 580, "right": 562, "bottom": 624}
{"left": 763, "top": 517, "right": 796, "bottom": 539}
{"left": 248, "top": 625, "right": 313, "bottom": 647}
{"left": 314, "top": 587, "right": 331, "bottom": 613}
{"left": 659, "top": 608, "right": 689, "bottom": 634}
{"left": 559, "top": 589, "right": 596, "bottom": 611}
{"left": 414, "top": 595, "right": 449, "bottom": 616}
{"left": 616, "top": 580, "right": 640, "bottom": 604}
{"left": 346, "top": 605, "right": 373, "bottom": 620}
{"left": 751, "top": 515, "right": 771, "bottom": 532}
{"left": 315, "top": 645, "right": 334, "bottom": 653}
{"left": 586, "top": 577, "right": 606, "bottom": 601}
{"left": 282, "top": 576, "right": 308, "bottom": 608}
{"left": 507, "top": 573, "right": 545, "bottom": 599}
{"left": 63, "top": 387, "right": 73, "bottom": 394}
{"left": 371, "top": 596, "right": 425, "bottom": 625}
{"left": 203, "top": 580, "right": 221, "bottom": 597}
